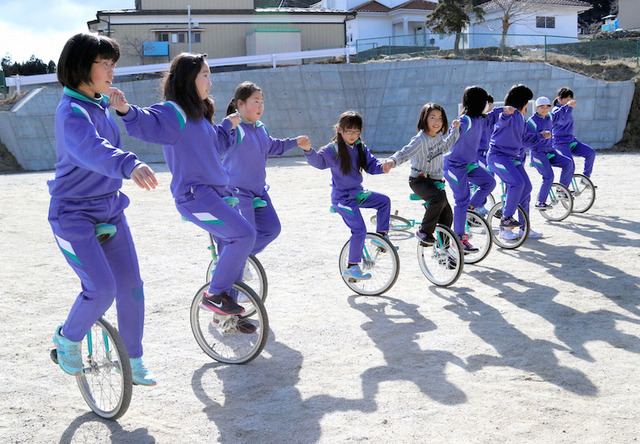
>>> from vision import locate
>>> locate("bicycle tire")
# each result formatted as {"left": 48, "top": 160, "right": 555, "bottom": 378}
{"left": 76, "top": 317, "right": 132, "bottom": 420}
{"left": 417, "top": 224, "right": 464, "bottom": 287}
{"left": 488, "top": 203, "right": 529, "bottom": 249}
{"left": 190, "top": 281, "right": 269, "bottom": 364}
{"left": 540, "top": 182, "right": 573, "bottom": 221}
{"left": 370, "top": 214, "right": 413, "bottom": 232}
{"left": 338, "top": 233, "right": 400, "bottom": 295}
{"left": 464, "top": 210, "right": 492, "bottom": 264}
{"left": 569, "top": 173, "right": 596, "bottom": 213}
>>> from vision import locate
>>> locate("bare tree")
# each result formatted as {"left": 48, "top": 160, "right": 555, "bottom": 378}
{"left": 118, "top": 35, "right": 147, "bottom": 68}
{"left": 479, "top": 0, "right": 546, "bottom": 52}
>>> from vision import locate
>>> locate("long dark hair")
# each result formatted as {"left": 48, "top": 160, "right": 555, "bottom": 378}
{"left": 417, "top": 103, "right": 448, "bottom": 135}
{"left": 460, "top": 86, "right": 489, "bottom": 118}
{"left": 332, "top": 111, "right": 367, "bottom": 175}
{"left": 227, "top": 81, "right": 262, "bottom": 115}
{"left": 57, "top": 33, "right": 120, "bottom": 89}
{"left": 553, "top": 87, "right": 574, "bottom": 106}
{"left": 162, "top": 53, "right": 214, "bottom": 123}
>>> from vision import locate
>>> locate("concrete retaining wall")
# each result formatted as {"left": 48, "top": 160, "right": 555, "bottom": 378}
{"left": 0, "top": 59, "right": 634, "bottom": 171}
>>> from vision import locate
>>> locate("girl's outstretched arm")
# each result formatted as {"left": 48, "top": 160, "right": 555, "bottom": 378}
{"left": 303, "top": 143, "right": 337, "bottom": 170}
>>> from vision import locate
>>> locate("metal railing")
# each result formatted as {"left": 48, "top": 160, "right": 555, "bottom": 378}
{"left": 354, "top": 32, "right": 640, "bottom": 67}
{"left": 4, "top": 46, "right": 356, "bottom": 94}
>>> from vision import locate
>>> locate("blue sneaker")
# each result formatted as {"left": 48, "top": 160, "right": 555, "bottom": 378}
{"left": 130, "top": 357, "right": 157, "bottom": 386}
{"left": 343, "top": 266, "right": 372, "bottom": 280}
{"left": 475, "top": 206, "right": 489, "bottom": 216}
{"left": 53, "top": 325, "right": 82, "bottom": 376}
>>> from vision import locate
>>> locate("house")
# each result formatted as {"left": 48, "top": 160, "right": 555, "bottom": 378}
{"left": 87, "top": 0, "right": 353, "bottom": 67}
{"left": 618, "top": 0, "right": 640, "bottom": 31}
{"left": 469, "top": 0, "right": 592, "bottom": 49}
{"left": 314, "top": 0, "right": 436, "bottom": 47}
{"left": 600, "top": 14, "right": 619, "bottom": 32}
{"left": 313, "top": 0, "right": 590, "bottom": 53}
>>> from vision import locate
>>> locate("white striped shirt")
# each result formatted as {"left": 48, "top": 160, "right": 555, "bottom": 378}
{"left": 390, "top": 128, "right": 460, "bottom": 180}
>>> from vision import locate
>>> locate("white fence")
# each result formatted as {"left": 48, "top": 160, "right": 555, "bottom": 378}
{"left": 4, "top": 46, "right": 356, "bottom": 94}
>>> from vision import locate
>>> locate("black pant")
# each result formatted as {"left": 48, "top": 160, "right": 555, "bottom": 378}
{"left": 409, "top": 176, "right": 453, "bottom": 235}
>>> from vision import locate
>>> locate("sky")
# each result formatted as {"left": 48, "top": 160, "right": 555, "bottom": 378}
{"left": 0, "top": 0, "right": 134, "bottom": 64}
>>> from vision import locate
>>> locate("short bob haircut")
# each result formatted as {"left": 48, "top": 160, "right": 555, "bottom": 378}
{"left": 57, "top": 33, "right": 120, "bottom": 89}
{"left": 504, "top": 84, "right": 533, "bottom": 111}
{"left": 417, "top": 103, "right": 449, "bottom": 135}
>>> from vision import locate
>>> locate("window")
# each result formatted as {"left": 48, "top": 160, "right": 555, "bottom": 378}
{"left": 536, "top": 16, "right": 556, "bottom": 29}
{"left": 172, "top": 33, "right": 185, "bottom": 43}
{"left": 157, "top": 33, "right": 169, "bottom": 42}
{"left": 191, "top": 33, "right": 201, "bottom": 43}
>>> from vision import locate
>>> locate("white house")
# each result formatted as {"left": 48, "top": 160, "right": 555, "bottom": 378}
{"left": 468, "top": 0, "right": 592, "bottom": 49}
{"left": 315, "top": 0, "right": 436, "bottom": 48}
{"left": 315, "top": 0, "right": 591, "bottom": 52}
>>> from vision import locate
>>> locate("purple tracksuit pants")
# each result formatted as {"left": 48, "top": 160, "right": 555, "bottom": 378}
{"left": 175, "top": 184, "right": 256, "bottom": 296}
{"left": 530, "top": 149, "right": 574, "bottom": 202}
{"left": 333, "top": 191, "right": 390, "bottom": 264}
{"left": 487, "top": 154, "right": 532, "bottom": 220}
{"left": 443, "top": 161, "right": 496, "bottom": 235}
{"left": 48, "top": 192, "right": 145, "bottom": 359}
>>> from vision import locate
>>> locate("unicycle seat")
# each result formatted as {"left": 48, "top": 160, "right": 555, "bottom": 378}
{"left": 95, "top": 223, "right": 116, "bottom": 244}
{"left": 253, "top": 197, "right": 267, "bottom": 208}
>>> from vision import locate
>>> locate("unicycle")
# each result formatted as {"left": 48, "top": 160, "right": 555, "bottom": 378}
{"left": 463, "top": 209, "right": 492, "bottom": 264}
{"left": 568, "top": 173, "right": 596, "bottom": 213}
{"left": 190, "top": 281, "right": 269, "bottom": 364}
{"left": 538, "top": 182, "right": 573, "bottom": 221}
{"left": 50, "top": 223, "right": 132, "bottom": 420}
{"left": 487, "top": 203, "right": 530, "bottom": 249}
{"left": 205, "top": 233, "right": 268, "bottom": 302}
{"left": 338, "top": 232, "right": 400, "bottom": 295}
{"left": 51, "top": 317, "right": 132, "bottom": 420}
{"left": 417, "top": 224, "right": 464, "bottom": 287}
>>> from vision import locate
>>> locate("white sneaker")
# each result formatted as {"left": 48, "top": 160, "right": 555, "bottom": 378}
{"left": 499, "top": 228, "right": 520, "bottom": 240}
{"left": 523, "top": 228, "right": 543, "bottom": 239}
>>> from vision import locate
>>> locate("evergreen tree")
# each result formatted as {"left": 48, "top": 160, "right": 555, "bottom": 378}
{"left": 426, "top": 0, "right": 484, "bottom": 52}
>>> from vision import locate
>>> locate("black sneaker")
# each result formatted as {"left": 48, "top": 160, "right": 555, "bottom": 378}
{"left": 416, "top": 230, "right": 436, "bottom": 246}
{"left": 500, "top": 216, "right": 522, "bottom": 228}
{"left": 493, "top": 208, "right": 503, "bottom": 219}
{"left": 535, "top": 201, "right": 552, "bottom": 210}
{"left": 201, "top": 292, "right": 245, "bottom": 315}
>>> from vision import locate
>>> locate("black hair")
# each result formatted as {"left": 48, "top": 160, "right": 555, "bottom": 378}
{"left": 162, "top": 53, "right": 214, "bottom": 123}
{"left": 331, "top": 111, "right": 367, "bottom": 176}
{"left": 57, "top": 33, "right": 120, "bottom": 89}
{"left": 553, "top": 87, "right": 574, "bottom": 106}
{"left": 487, "top": 94, "right": 494, "bottom": 104}
{"left": 227, "top": 81, "right": 262, "bottom": 115}
{"left": 504, "top": 84, "right": 533, "bottom": 111}
{"left": 417, "top": 103, "right": 448, "bottom": 135}
{"left": 461, "top": 86, "right": 489, "bottom": 118}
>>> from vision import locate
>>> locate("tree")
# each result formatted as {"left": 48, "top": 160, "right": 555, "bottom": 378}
{"left": 478, "top": 0, "right": 548, "bottom": 53}
{"left": 1, "top": 55, "right": 55, "bottom": 76}
{"left": 578, "top": 0, "right": 615, "bottom": 29}
{"left": 426, "top": 0, "right": 485, "bottom": 52}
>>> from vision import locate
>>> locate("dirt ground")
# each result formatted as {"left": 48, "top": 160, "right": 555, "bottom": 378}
{"left": 1, "top": 153, "right": 639, "bottom": 443}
